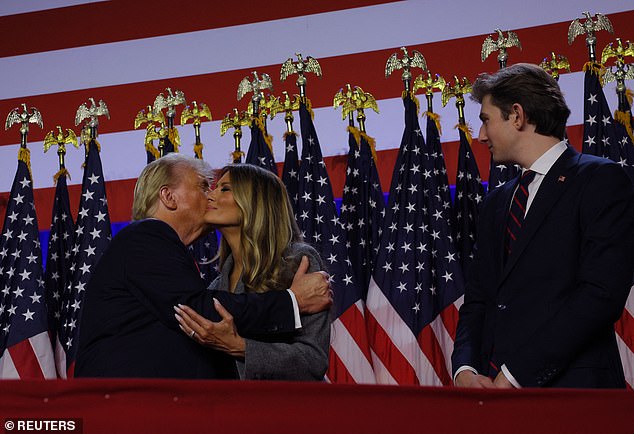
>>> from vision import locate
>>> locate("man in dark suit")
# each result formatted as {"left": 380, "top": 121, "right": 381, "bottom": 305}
{"left": 452, "top": 63, "right": 634, "bottom": 388}
{"left": 76, "top": 154, "right": 331, "bottom": 379}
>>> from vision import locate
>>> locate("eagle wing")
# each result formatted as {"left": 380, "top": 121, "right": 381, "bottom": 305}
{"left": 180, "top": 106, "right": 193, "bottom": 125}
{"left": 199, "top": 103, "right": 212, "bottom": 121}
{"left": 410, "top": 50, "right": 427, "bottom": 70}
{"left": 153, "top": 93, "right": 167, "bottom": 113}
{"left": 260, "top": 73, "right": 274, "bottom": 92}
{"left": 505, "top": 31, "right": 522, "bottom": 50}
{"left": 65, "top": 128, "right": 79, "bottom": 148}
{"left": 306, "top": 57, "right": 322, "bottom": 77}
{"left": 481, "top": 35, "right": 497, "bottom": 61}
{"left": 237, "top": 76, "right": 253, "bottom": 100}
{"left": 43, "top": 130, "right": 56, "bottom": 152}
{"left": 567, "top": 19, "right": 585, "bottom": 45}
{"left": 135, "top": 109, "right": 148, "bottom": 129}
{"left": 280, "top": 58, "right": 297, "bottom": 81}
{"left": 601, "top": 43, "right": 617, "bottom": 65}
{"left": 97, "top": 100, "right": 110, "bottom": 119}
{"left": 5, "top": 108, "right": 21, "bottom": 130}
{"left": 385, "top": 52, "right": 401, "bottom": 78}
{"left": 75, "top": 103, "right": 90, "bottom": 126}
{"left": 594, "top": 13, "right": 614, "bottom": 34}
{"left": 441, "top": 86, "right": 454, "bottom": 107}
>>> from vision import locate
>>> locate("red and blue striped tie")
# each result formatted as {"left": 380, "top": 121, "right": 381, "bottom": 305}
{"left": 505, "top": 170, "right": 536, "bottom": 259}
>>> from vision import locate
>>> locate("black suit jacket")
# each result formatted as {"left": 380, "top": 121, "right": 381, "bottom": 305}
{"left": 75, "top": 219, "right": 295, "bottom": 379}
{"left": 452, "top": 147, "right": 634, "bottom": 388}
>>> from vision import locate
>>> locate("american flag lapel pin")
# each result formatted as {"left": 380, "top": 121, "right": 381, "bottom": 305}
{"left": 558, "top": 175, "right": 566, "bottom": 182}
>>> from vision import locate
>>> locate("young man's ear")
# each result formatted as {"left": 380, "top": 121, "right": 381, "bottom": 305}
{"left": 511, "top": 103, "right": 526, "bottom": 129}
{"left": 158, "top": 185, "right": 178, "bottom": 210}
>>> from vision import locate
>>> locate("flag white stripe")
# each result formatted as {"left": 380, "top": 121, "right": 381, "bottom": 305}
{"left": 330, "top": 315, "right": 376, "bottom": 384}
{"left": 0, "top": 350, "right": 20, "bottom": 379}
{"left": 367, "top": 277, "right": 442, "bottom": 385}
{"left": 30, "top": 332, "right": 57, "bottom": 379}
{"left": 2, "top": 1, "right": 633, "bottom": 99}
{"left": 369, "top": 349, "right": 398, "bottom": 385}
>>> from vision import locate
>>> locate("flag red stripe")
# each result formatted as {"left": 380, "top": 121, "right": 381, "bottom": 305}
{"left": 365, "top": 310, "right": 419, "bottom": 385}
{"left": 337, "top": 304, "right": 374, "bottom": 365}
{"left": 0, "top": 0, "right": 398, "bottom": 58}
{"left": 327, "top": 345, "right": 355, "bottom": 384}
{"left": 417, "top": 325, "right": 452, "bottom": 385}
{"left": 2, "top": 11, "right": 633, "bottom": 147}
{"left": 615, "top": 308, "right": 634, "bottom": 353}
{"left": 440, "top": 303, "right": 460, "bottom": 340}
{"left": 7, "top": 340, "right": 45, "bottom": 379}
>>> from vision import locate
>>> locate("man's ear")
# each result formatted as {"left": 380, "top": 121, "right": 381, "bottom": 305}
{"left": 511, "top": 103, "right": 526, "bottom": 130}
{"left": 158, "top": 185, "right": 178, "bottom": 211}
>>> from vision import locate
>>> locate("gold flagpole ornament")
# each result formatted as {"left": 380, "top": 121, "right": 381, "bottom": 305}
{"left": 5, "top": 103, "right": 43, "bottom": 149}
{"left": 237, "top": 72, "right": 273, "bottom": 117}
{"left": 333, "top": 84, "right": 356, "bottom": 126}
{"left": 568, "top": 12, "right": 614, "bottom": 62}
{"left": 539, "top": 52, "right": 571, "bottom": 81}
{"left": 43, "top": 126, "right": 78, "bottom": 177}
{"left": 385, "top": 47, "right": 427, "bottom": 93}
{"left": 153, "top": 88, "right": 186, "bottom": 155}
{"left": 280, "top": 53, "right": 322, "bottom": 98}
{"left": 134, "top": 105, "right": 165, "bottom": 160}
{"left": 181, "top": 101, "right": 212, "bottom": 159}
{"left": 220, "top": 108, "right": 250, "bottom": 163}
{"left": 75, "top": 98, "right": 109, "bottom": 141}
{"left": 413, "top": 70, "right": 446, "bottom": 114}
{"left": 270, "top": 91, "right": 300, "bottom": 133}
{"left": 442, "top": 76, "right": 472, "bottom": 126}
{"left": 248, "top": 92, "right": 279, "bottom": 135}
{"left": 602, "top": 39, "right": 634, "bottom": 132}
{"left": 481, "top": 29, "right": 522, "bottom": 69}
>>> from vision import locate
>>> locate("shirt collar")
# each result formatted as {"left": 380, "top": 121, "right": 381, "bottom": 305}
{"left": 526, "top": 141, "right": 567, "bottom": 176}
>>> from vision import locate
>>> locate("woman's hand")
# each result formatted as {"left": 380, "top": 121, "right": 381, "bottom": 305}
{"left": 174, "top": 299, "right": 246, "bottom": 358}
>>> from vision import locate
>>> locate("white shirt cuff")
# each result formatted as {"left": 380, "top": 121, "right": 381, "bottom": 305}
{"left": 453, "top": 365, "right": 478, "bottom": 384}
{"left": 286, "top": 289, "right": 302, "bottom": 329}
{"left": 501, "top": 364, "right": 522, "bottom": 388}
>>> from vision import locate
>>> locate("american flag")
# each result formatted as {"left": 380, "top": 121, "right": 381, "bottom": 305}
{"left": 281, "top": 131, "right": 300, "bottom": 214}
{"left": 0, "top": 149, "right": 56, "bottom": 379}
{"left": 43, "top": 169, "right": 75, "bottom": 376}
{"left": 487, "top": 157, "right": 521, "bottom": 192}
{"left": 296, "top": 101, "right": 375, "bottom": 384}
{"left": 339, "top": 126, "right": 385, "bottom": 294}
{"left": 189, "top": 231, "right": 219, "bottom": 288}
{"left": 452, "top": 125, "right": 485, "bottom": 269}
{"left": 57, "top": 139, "right": 112, "bottom": 377}
{"left": 424, "top": 112, "right": 452, "bottom": 208}
{"left": 245, "top": 119, "right": 277, "bottom": 175}
{"left": 581, "top": 62, "right": 634, "bottom": 388}
{"left": 366, "top": 94, "right": 464, "bottom": 385}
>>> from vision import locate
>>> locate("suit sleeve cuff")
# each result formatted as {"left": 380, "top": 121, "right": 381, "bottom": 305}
{"left": 286, "top": 289, "right": 302, "bottom": 329}
{"left": 501, "top": 364, "right": 522, "bottom": 388}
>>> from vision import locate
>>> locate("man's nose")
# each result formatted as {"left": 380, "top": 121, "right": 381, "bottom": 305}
{"left": 478, "top": 125, "right": 487, "bottom": 143}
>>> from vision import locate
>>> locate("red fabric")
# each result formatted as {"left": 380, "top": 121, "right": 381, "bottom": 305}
{"left": 0, "top": 379, "right": 632, "bottom": 433}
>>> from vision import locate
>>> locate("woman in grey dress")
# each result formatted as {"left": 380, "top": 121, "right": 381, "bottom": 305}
{"left": 175, "top": 164, "right": 330, "bottom": 380}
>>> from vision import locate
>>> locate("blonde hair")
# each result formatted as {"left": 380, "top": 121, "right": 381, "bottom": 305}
{"left": 132, "top": 153, "right": 212, "bottom": 220}
{"left": 216, "top": 164, "right": 301, "bottom": 293}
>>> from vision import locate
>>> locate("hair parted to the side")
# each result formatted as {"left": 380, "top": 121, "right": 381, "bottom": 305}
{"left": 216, "top": 164, "right": 302, "bottom": 293}
{"left": 471, "top": 63, "right": 571, "bottom": 140}
{"left": 132, "top": 153, "right": 212, "bottom": 220}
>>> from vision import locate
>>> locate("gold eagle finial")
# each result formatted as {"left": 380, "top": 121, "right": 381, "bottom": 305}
{"left": 481, "top": 29, "right": 522, "bottom": 68}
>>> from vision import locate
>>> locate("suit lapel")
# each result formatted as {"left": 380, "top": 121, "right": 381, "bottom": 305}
{"left": 499, "top": 147, "right": 580, "bottom": 285}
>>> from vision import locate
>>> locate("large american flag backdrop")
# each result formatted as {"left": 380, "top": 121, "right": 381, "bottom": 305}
{"left": 1, "top": 1, "right": 633, "bottom": 384}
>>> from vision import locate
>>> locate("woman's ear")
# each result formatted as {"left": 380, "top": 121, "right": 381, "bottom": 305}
{"left": 158, "top": 185, "right": 177, "bottom": 210}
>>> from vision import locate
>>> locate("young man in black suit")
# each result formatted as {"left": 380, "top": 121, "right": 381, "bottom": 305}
{"left": 452, "top": 63, "right": 634, "bottom": 388}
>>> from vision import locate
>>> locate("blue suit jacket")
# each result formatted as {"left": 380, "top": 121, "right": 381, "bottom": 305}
{"left": 76, "top": 219, "right": 295, "bottom": 379}
{"left": 452, "top": 147, "right": 634, "bottom": 388}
